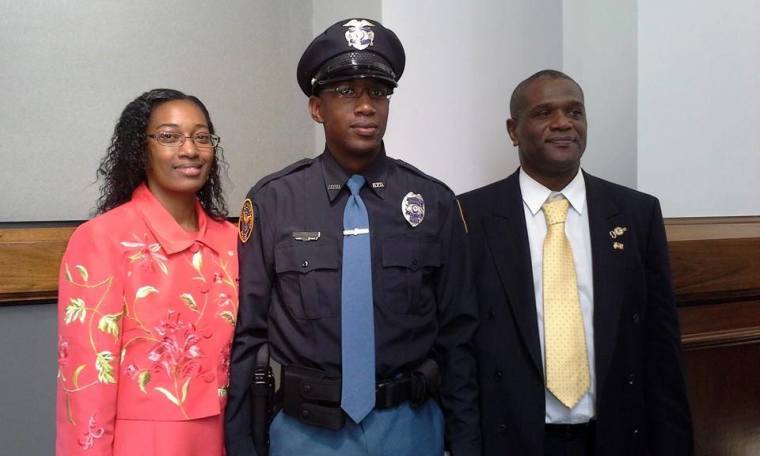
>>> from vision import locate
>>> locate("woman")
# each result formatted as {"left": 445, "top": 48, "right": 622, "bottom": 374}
{"left": 56, "top": 89, "right": 239, "bottom": 455}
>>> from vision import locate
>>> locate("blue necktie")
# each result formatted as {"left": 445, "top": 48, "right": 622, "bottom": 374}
{"left": 340, "top": 174, "right": 376, "bottom": 423}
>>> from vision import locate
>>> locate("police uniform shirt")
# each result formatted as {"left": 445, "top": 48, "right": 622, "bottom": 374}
{"left": 226, "top": 147, "right": 481, "bottom": 454}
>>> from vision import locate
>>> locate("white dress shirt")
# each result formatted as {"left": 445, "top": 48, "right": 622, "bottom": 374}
{"left": 519, "top": 168, "right": 596, "bottom": 424}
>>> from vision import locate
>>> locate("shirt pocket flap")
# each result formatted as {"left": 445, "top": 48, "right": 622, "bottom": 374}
{"left": 275, "top": 242, "right": 339, "bottom": 274}
{"left": 381, "top": 237, "right": 442, "bottom": 271}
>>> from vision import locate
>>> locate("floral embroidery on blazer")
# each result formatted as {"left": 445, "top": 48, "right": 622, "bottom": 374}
{"left": 56, "top": 184, "right": 239, "bottom": 454}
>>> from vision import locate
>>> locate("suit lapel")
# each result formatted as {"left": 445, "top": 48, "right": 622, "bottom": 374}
{"left": 482, "top": 171, "right": 543, "bottom": 375}
{"left": 585, "top": 172, "right": 627, "bottom": 396}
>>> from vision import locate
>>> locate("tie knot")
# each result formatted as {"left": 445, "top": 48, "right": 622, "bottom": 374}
{"left": 347, "top": 175, "right": 366, "bottom": 195}
{"left": 542, "top": 197, "right": 570, "bottom": 225}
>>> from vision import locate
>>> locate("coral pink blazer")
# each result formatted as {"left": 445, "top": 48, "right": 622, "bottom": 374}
{"left": 56, "top": 184, "right": 239, "bottom": 455}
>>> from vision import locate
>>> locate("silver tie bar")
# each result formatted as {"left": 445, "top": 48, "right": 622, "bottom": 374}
{"left": 343, "top": 228, "right": 370, "bottom": 236}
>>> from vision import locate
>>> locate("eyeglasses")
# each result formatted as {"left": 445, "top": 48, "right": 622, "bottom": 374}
{"left": 147, "top": 131, "right": 221, "bottom": 148}
{"left": 327, "top": 85, "right": 394, "bottom": 100}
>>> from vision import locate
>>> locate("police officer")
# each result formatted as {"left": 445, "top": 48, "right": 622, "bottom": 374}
{"left": 225, "top": 18, "right": 481, "bottom": 456}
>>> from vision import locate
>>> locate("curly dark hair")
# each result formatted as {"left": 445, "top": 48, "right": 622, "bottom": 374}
{"left": 95, "top": 88, "right": 228, "bottom": 219}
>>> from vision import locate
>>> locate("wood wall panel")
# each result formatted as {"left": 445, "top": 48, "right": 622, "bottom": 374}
{"left": 0, "top": 226, "right": 76, "bottom": 303}
{"left": 685, "top": 343, "right": 760, "bottom": 455}
{"left": 665, "top": 217, "right": 760, "bottom": 456}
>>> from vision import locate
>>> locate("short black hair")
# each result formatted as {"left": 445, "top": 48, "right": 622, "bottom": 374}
{"left": 95, "top": 88, "right": 228, "bottom": 220}
{"left": 509, "top": 69, "right": 583, "bottom": 119}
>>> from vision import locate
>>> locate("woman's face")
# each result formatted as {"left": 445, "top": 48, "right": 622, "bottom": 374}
{"left": 144, "top": 99, "right": 214, "bottom": 201}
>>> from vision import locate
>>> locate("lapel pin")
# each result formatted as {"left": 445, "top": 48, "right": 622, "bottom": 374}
{"left": 609, "top": 226, "right": 628, "bottom": 239}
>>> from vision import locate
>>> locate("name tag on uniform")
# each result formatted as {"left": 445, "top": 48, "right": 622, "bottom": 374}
{"left": 292, "top": 231, "right": 321, "bottom": 241}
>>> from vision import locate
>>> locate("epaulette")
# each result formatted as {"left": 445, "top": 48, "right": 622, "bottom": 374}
{"left": 251, "top": 158, "right": 315, "bottom": 193}
{"left": 391, "top": 157, "right": 455, "bottom": 194}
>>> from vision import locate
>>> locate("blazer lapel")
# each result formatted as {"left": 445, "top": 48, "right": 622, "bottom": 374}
{"left": 482, "top": 171, "right": 543, "bottom": 375}
{"left": 585, "top": 172, "right": 627, "bottom": 396}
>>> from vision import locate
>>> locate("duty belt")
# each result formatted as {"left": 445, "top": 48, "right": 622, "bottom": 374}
{"left": 281, "top": 359, "right": 440, "bottom": 431}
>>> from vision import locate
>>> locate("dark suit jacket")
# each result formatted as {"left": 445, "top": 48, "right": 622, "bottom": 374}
{"left": 458, "top": 169, "right": 693, "bottom": 456}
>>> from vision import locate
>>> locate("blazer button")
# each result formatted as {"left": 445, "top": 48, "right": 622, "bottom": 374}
{"left": 488, "top": 309, "right": 496, "bottom": 320}
{"left": 632, "top": 428, "right": 640, "bottom": 436}
{"left": 627, "top": 373, "right": 636, "bottom": 385}
{"left": 411, "top": 259, "right": 418, "bottom": 266}
{"left": 632, "top": 313, "right": 640, "bottom": 324}
{"left": 301, "top": 260, "right": 309, "bottom": 268}
{"left": 495, "top": 369, "right": 503, "bottom": 380}
{"left": 301, "top": 409, "right": 311, "bottom": 419}
{"left": 497, "top": 423, "right": 507, "bottom": 434}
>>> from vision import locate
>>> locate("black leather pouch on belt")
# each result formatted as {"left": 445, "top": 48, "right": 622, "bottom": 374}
{"left": 281, "top": 365, "right": 345, "bottom": 431}
{"left": 410, "top": 358, "right": 441, "bottom": 408}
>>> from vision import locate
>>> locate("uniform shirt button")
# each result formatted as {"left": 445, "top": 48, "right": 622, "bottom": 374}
{"left": 632, "top": 313, "right": 640, "bottom": 324}
{"left": 301, "top": 260, "right": 309, "bottom": 268}
{"left": 628, "top": 373, "right": 635, "bottom": 385}
{"left": 497, "top": 423, "right": 507, "bottom": 434}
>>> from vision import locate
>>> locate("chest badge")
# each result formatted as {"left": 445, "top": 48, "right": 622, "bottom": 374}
{"left": 238, "top": 198, "right": 254, "bottom": 243}
{"left": 402, "top": 192, "right": 425, "bottom": 227}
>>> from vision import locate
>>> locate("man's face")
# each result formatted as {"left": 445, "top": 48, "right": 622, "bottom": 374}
{"left": 507, "top": 77, "right": 587, "bottom": 179}
{"left": 309, "top": 78, "right": 391, "bottom": 160}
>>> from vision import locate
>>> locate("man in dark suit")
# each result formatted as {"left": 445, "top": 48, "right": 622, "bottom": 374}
{"left": 459, "top": 70, "right": 693, "bottom": 456}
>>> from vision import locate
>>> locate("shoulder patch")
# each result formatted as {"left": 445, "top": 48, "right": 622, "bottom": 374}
{"left": 253, "top": 158, "right": 315, "bottom": 193}
{"left": 238, "top": 198, "right": 254, "bottom": 243}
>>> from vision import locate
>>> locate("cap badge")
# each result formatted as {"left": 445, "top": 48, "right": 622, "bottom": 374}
{"left": 343, "top": 19, "right": 375, "bottom": 50}
{"left": 239, "top": 198, "right": 254, "bottom": 243}
{"left": 402, "top": 192, "right": 425, "bottom": 227}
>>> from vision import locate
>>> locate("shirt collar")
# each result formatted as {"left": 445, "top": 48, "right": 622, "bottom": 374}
{"left": 132, "top": 183, "right": 227, "bottom": 255}
{"left": 519, "top": 167, "right": 587, "bottom": 216}
{"left": 320, "top": 144, "right": 389, "bottom": 202}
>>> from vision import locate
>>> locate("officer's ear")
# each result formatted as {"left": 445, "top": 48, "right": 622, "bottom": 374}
{"left": 308, "top": 95, "right": 324, "bottom": 123}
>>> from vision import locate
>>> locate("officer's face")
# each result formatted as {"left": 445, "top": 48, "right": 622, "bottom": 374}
{"left": 507, "top": 78, "right": 587, "bottom": 179}
{"left": 309, "top": 78, "right": 390, "bottom": 159}
{"left": 144, "top": 99, "right": 214, "bottom": 202}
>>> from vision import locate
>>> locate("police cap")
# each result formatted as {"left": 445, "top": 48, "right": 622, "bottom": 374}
{"left": 297, "top": 18, "right": 405, "bottom": 96}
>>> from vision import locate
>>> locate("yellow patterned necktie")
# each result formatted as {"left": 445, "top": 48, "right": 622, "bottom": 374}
{"left": 542, "top": 197, "right": 589, "bottom": 409}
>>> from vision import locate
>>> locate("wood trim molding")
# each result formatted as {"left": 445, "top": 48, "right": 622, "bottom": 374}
{"left": 665, "top": 216, "right": 760, "bottom": 241}
{"left": 0, "top": 226, "right": 77, "bottom": 303}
